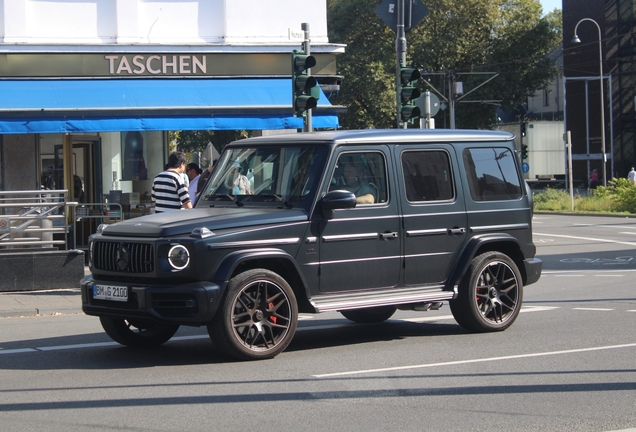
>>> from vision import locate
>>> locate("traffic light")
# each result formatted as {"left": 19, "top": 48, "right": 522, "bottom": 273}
{"left": 400, "top": 65, "right": 422, "bottom": 123}
{"left": 292, "top": 49, "right": 319, "bottom": 117}
{"left": 522, "top": 144, "right": 529, "bottom": 159}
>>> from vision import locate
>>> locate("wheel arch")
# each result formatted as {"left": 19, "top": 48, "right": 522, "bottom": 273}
{"left": 213, "top": 248, "right": 315, "bottom": 313}
{"left": 447, "top": 234, "right": 527, "bottom": 289}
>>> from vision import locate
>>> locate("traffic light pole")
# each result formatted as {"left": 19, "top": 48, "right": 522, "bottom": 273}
{"left": 395, "top": 0, "right": 407, "bottom": 129}
{"left": 302, "top": 23, "right": 313, "bottom": 133}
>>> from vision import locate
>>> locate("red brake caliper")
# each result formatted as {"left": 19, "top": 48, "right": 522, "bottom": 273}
{"left": 268, "top": 302, "right": 277, "bottom": 324}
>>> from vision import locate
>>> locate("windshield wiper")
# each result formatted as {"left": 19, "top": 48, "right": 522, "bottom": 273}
{"left": 242, "top": 194, "right": 293, "bottom": 209}
{"left": 204, "top": 194, "right": 243, "bottom": 207}
{"left": 259, "top": 194, "right": 293, "bottom": 209}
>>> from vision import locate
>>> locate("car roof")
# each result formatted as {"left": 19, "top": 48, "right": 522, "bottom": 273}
{"left": 227, "top": 129, "right": 516, "bottom": 148}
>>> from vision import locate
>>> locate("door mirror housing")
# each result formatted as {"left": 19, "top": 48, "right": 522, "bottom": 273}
{"left": 320, "top": 190, "right": 357, "bottom": 219}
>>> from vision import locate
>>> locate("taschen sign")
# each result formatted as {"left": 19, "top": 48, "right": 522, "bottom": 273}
{"left": 0, "top": 52, "right": 337, "bottom": 78}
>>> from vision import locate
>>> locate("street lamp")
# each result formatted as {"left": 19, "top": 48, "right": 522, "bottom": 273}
{"left": 572, "top": 18, "right": 607, "bottom": 186}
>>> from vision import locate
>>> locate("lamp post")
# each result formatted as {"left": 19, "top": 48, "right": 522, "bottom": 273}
{"left": 572, "top": 18, "right": 606, "bottom": 186}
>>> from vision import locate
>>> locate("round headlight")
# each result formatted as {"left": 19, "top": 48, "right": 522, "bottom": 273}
{"left": 168, "top": 245, "right": 190, "bottom": 270}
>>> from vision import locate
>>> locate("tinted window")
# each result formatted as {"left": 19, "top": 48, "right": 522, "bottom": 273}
{"left": 329, "top": 151, "right": 387, "bottom": 205}
{"left": 199, "top": 146, "right": 327, "bottom": 207}
{"left": 463, "top": 148, "right": 521, "bottom": 201}
{"left": 402, "top": 150, "right": 454, "bottom": 202}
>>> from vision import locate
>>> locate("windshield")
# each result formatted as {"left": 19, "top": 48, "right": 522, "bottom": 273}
{"left": 197, "top": 145, "right": 328, "bottom": 209}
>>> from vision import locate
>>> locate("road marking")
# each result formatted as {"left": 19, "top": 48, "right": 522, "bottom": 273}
{"left": 594, "top": 274, "right": 624, "bottom": 277}
{"left": 0, "top": 306, "right": 558, "bottom": 356}
{"left": 312, "top": 343, "right": 636, "bottom": 378}
{"left": 534, "top": 232, "right": 636, "bottom": 247}
{"left": 572, "top": 307, "right": 614, "bottom": 311}
{"left": 554, "top": 274, "right": 584, "bottom": 277}
{"left": 544, "top": 269, "right": 636, "bottom": 274}
{"left": 0, "top": 348, "right": 36, "bottom": 355}
{"left": 619, "top": 232, "right": 636, "bottom": 235}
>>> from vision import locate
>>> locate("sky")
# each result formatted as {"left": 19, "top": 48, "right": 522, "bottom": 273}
{"left": 540, "top": 0, "right": 562, "bottom": 14}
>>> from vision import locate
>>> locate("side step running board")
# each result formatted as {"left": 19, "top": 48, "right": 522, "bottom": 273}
{"left": 310, "top": 286, "right": 456, "bottom": 313}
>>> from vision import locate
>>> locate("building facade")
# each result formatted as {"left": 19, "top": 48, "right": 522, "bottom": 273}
{"left": 0, "top": 0, "right": 343, "bottom": 249}
{"left": 563, "top": 0, "right": 636, "bottom": 184}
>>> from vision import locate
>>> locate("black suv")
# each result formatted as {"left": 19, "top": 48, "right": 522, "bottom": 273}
{"left": 81, "top": 129, "right": 542, "bottom": 360}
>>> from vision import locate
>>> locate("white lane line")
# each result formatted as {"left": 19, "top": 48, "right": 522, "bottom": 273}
{"left": 534, "top": 232, "right": 636, "bottom": 247}
{"left": 312, "top": 343, "right": 636, "bottom": 378}
{"left": 619, "top": 232, "right": 636, "bottom": 235}
{"left": 544, "top": 269, "right": 636, "bottom": 274}
{"left": 0, "top": 306, "right": 558, "bottom": 356}
{"left": 0, "top": 348, "right": 37, "bottom": 355}
{"left": 554, "top": 274, "right": 584, "bottom": 277}
{"left": 594, "top": 274, "right": 624, "bottom": 277}
{"left": 37, "top": 342, "right": 118, "bottom": 351}
{"left": 628, "top": 310, "right": 636, "bottom": 313}
{"left": 572, "top": 307, "right": 614, "bottom": 311}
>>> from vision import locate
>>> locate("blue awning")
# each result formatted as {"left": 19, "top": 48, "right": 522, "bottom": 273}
{"left": 0, "top": 78, "right": 340, "bottom": 133}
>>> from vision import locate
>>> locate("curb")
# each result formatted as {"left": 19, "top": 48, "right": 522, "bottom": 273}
{"left": 0, "top": 309, "right": 38, "bottom": 318}
{"left": 0, "top": 307, "right": 83, "bottom": 319}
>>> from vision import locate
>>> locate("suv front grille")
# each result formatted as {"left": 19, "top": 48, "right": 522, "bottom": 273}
{"left": 93, "top": 241, "right": 154, "bottom": 273}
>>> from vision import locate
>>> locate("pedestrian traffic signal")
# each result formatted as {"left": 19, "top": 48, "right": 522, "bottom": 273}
{"left": 400, "top": 65, "right": 422, "bottom": 123}
{"left": 522, "top": 144, "right": 529, "bottom": 159}
{"left": 292, "top": 49, "right": 319, "bottom": 117}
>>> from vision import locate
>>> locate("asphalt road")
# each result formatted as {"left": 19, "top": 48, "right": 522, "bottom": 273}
{"left": 0, "top": 214, "right": 635, "bottom": 432}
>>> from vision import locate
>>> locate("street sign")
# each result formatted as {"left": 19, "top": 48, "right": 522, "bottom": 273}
{"left": 415, "top": 92, "right": 440, "bottom": 117}
{"left": 375, "top": 0, "right": 429, "bottom": 33}
{"left": 522, "top": 162, "right": 530, "bottom": 173}
{"left": 0, "top": 217, "right": 10, "bottom": 233}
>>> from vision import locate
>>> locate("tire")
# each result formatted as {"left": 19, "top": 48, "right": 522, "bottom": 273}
{"left": 450, "top": 252, "right": 523, "bottom": 332}
{"left": 208, "top": 269, "right": 298, "bottom": 361}
{"left": 340, "top": 306, "right": 397, "bottom": 323}
{"left": 99, "top": 316, "right": 179, "bottom": 348}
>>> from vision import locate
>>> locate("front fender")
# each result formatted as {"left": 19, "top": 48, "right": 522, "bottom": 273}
{"left": 211, "top": 248, "right": 312, "bottom": 303}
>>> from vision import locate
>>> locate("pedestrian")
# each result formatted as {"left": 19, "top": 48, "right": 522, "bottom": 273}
{"left": 186, "top": 162, "right": 202, "bottom": 201}
{"left": 151, "top": 151, "right": 192, "bottom": 212}
{"left": 589, "top": 168, "right": 599, "bottom": 189}
{"left": 197, "top": 158, "right": 217, "bottom": 196}
{"left": 628, "top": 167, "right": 636, "bottom": 184}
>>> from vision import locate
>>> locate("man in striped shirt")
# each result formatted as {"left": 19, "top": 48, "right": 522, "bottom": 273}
{"left": 151, "top": 152, "right": 193, "bottom": 213}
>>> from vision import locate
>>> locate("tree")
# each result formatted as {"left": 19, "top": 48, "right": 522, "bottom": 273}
{"left": 168, "top": 130, "right": 250, "bottom": 163}
{"left": 327, "top": 0, "right": 562, "bottom": 129}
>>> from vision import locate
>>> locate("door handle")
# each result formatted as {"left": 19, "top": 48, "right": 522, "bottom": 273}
{"left": 380, "top": 231, "right": 398, "bottom": 240}
{"left": 448, "top": 227, "right": 466, "bottom": 235}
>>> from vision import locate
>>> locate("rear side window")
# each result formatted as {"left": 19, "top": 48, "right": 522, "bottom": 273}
{"left": 463, "top": 148, "right": 521, "bottom": 201}
{"left": 401, "top": 150, "right": 454, "bottom": 202}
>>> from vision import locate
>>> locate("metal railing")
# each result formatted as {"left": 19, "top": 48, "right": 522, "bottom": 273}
{"left": 0, "top": 189, "right": 73, "bottom": 249}
{"left": 74, "top": 202, "right": 123, "bottom": 251}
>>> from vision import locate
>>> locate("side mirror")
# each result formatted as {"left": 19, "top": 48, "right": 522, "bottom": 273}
{"left": 320, "top": 190, "right": 356, "bottom": 219}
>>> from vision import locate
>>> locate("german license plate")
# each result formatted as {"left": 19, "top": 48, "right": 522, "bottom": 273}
{"left": 93, "top": 284, "right": 128, "bottom": 302}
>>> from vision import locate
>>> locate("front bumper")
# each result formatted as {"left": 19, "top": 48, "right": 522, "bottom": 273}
{"left": 81, "top": 275, "right": 222, "bottom": 325}
{"left": 523, "top": 257, "right": 542, "bottom": 286}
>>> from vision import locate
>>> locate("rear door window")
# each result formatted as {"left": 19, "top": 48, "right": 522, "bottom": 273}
{"left": 462, "top": 148, "right": 521, "bottom": 201}
{"left": 401, "top": 150, "right": 454, "bottom": 202}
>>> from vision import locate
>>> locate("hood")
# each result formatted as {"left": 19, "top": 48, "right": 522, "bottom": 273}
{"left": 100, "top": 207, "right": 309, "bottom": 238}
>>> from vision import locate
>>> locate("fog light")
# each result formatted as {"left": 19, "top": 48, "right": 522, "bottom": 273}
{"left": 168, "top": 245, "right": 190, "bottom": 270}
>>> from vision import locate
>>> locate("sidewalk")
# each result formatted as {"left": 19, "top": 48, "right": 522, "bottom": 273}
{"left": 0, "top": 267, "right": 88, "bottom": 318}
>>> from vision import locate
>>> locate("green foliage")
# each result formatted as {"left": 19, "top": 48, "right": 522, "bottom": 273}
{"left": 168, "top": 130, "right": 250, "bottom": 156}
{"left": 533, "top": 178, "right": 636, "bottom": 214}
{"left": 327, "top": 0, "right": 562, "bottom": 129}
{"left": 532, "top": 188, "right": 571, "bottom": 211}
{"left": 592, "top": 178, "right": 636, "bottom": 213}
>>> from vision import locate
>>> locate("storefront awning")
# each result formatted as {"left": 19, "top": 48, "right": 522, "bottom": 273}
{"left": 0, "top": 78, "right": 341, "bottom": 133}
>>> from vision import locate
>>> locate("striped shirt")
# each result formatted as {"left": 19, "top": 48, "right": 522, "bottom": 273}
{"left": 151, "top": 170, "right": 191, "bottom": 212}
